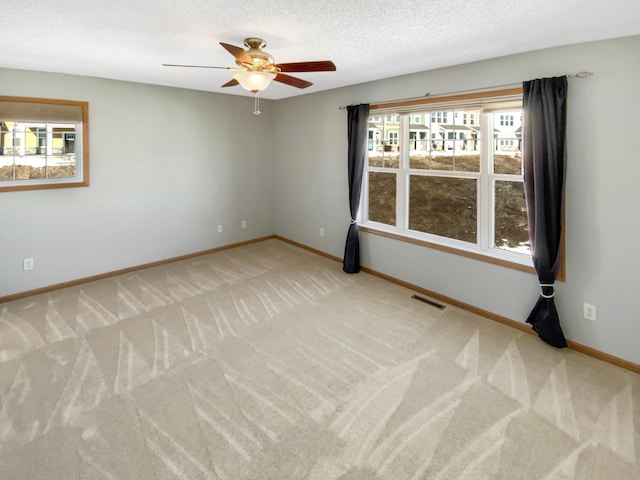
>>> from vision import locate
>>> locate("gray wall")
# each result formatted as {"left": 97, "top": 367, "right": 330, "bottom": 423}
{"left": 272, "top": 35, "right": 640, "bottom": 364}
{"left": 0, "top": 69, "right": 274, "bottom": 296}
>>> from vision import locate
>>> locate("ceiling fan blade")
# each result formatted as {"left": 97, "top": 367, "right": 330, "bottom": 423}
{"left": 163, "top": 63, "right": 232, "bottom": 70}
{"left": 219, "top": 42, "right": 253, "bottom": 64}
{"left": 221, "top": 78, "right": 239, "bottom": 88}
{"left": 275, "top": 61, "right": 336, "bottom": 73}
{"left": 274, "top": 73, "right": 313, "bottom": 89}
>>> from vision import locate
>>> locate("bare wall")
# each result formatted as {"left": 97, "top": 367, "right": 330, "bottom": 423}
{"left": 0, "top": 69, "right": 274, "bottom": 296}
{"left": 272, "top": 35, "right": 640, "bottom": 364}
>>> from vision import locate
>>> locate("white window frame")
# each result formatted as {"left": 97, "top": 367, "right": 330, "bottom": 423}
{"left": 361, "top": 89, "right": 534, "bottom": 271}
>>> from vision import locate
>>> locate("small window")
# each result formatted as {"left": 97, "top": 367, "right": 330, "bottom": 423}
{"left": 431, "top": 111, "right": 449, "bottom": 123}
{"left": 1, "top": 96, "right": 89, "bottom": 192}
{"left": 499, "top": 114, "right": 514, "bottom": 126}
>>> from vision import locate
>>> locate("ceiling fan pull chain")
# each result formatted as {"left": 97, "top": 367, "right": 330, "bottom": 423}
{"left": 253, "top": 93, "right": 262, "bottom": 116}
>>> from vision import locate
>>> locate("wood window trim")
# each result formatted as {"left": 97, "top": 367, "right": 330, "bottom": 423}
{"left": 360, "top": 218, "right": 566, "bottom": 282}
{"left": 369, "top": 87, "right": 524, "bottom": 112}
{"left": 0, "top": 96, "right": 90, "bottom": 192}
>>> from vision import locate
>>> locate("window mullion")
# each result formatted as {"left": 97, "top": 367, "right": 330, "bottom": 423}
{"left": 397, "top": 115, "right": 409, "bottom": 231}
{"left": 359, "top": 165, "right": 369, "bottom": 224}
{"left": 479, "top": 111, "right": 492, "bottom": 250}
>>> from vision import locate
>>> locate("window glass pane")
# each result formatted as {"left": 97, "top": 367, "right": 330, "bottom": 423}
{"left": 493, "top": 109, "right": 522, "bottom": 175}
{"left": 24, "top": 154, "right": 46, "bottom": 179}
{"left": 408, "top": 122, "right": 430, "bottom": 168}
{"left": 411, "top": 109, "right": 480, "bottom": 172}
{"left": 368, "top": 116, "right": 399, "bottom": 168}
{"left": 1, "top": 97, "right": 87, "bottom": 191}
{"left": 368, "top": 172, "right": 396, "bottom": 226}
{"left": 494, "top": 180, "right": 530, "bottom": 253}
{"left": 409, "top": 175, "right": 477, "bottom": 243}
{"left": 1, "top": 121, "right": 77, "bottom": 182}
{"left": 494, "top": 148, "right": 522, "bottom": 175}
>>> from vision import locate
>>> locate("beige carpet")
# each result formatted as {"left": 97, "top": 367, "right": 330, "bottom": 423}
{"left": 0, "top": 238, "right": 638, "bottom": 479}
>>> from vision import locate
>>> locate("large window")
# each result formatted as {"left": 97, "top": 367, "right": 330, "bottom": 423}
{"left": 0, "top": 96, "right": 89, "bottom": 192}
{"left": 363, "top": 89, "right": 532, "bottom": 268}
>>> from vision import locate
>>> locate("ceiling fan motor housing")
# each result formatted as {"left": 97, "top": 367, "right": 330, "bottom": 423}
{"left": 242, "top": 38, "right": 274, "bottom": 69}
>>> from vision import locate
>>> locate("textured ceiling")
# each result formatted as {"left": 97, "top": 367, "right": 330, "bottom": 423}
{"left": 2, "top": 0, "right": 639, "bottom": 100}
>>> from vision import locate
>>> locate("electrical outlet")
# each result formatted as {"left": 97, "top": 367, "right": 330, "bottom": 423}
{"left": 319, "top": 228, "right": 325, "bottom": 237}
{"left": 23, "top": 258, "right": 34, "bottom": 271}
{"left": 217, "top": 224, "right": 223, "bottom": 233}
{"left": 583, "top": 303, "right": 597, "bottom": 321}
{"left": 241, "top": 220, "right": 247, "bottom": 229}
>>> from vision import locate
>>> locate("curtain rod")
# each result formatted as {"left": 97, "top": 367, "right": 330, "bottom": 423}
{"left": 337, "top": 71, "right": 593, "bottom": 110}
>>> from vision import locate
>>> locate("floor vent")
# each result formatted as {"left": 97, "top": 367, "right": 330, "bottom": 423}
{"left": 411, "top": 294, "right": 446, "bottom": 310}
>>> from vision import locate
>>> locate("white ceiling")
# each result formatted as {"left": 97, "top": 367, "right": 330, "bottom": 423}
{"left": 2, "top": 0, "right": 639, "bottom": 100}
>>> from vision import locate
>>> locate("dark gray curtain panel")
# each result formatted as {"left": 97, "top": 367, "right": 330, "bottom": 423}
{"left": 522, "top": 76, "right": 568, "bottom": 348}
{"left": 343, "top": 103, "right": 370, "bottom": 273}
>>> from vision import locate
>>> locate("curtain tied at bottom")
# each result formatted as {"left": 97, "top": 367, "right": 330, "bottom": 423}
{"left": 522, "top": 76, "right": 568, "bottom": 348}
{"left": 342, "top": 103, "right": 369, "bottom": 274}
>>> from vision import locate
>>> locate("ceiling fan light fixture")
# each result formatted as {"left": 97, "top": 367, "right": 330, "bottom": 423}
{"left": 233, "top": 71, "right": 276, "bottom": 93}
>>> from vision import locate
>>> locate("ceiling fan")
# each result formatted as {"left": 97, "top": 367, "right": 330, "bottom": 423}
{"left": 163, "top": 37, "right": 336, "bottom": 114}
